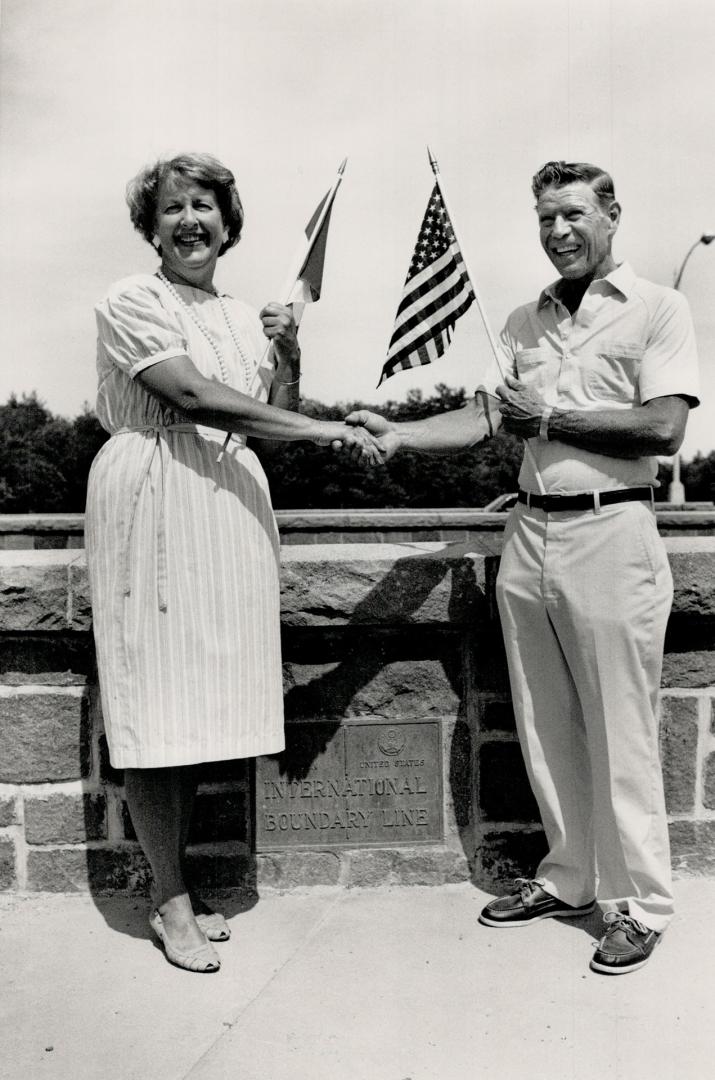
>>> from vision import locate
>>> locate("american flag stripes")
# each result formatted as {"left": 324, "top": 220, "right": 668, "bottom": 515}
{"left": 379, "top": 184, "right": 475, "bottom": 386}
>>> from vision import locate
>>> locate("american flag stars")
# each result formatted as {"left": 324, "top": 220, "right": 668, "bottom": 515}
{"left": 407, "top": 196, "right": 456, "bottom": 279}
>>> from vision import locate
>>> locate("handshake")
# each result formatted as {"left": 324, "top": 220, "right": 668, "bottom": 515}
{"left": 317, "top": 410, "right": 400, "bottom": 467}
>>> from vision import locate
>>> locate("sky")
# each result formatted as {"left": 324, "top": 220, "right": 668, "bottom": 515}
{"left": 1, "top": 0, "right": 714, "bottom": 458}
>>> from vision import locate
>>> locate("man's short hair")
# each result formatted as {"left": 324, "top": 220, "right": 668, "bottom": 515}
{"left": 531, "top": 161, "right": 616, "bottom": 210}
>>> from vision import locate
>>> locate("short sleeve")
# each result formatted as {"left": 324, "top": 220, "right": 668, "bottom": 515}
{"left": 639, "top": 289, "right": 700, "bottom": 407}
{"left": 95, "top": 283, "right": 188, "bottom": 377}
{"left": 471, "top": 317, "right": 517, "bottom": 397}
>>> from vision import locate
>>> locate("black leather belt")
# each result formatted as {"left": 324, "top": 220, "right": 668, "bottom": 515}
{"left": 517, "top": 486, "right": 654, "bottom": 512}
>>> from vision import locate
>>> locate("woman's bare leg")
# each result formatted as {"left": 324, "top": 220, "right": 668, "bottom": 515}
{"left": 124, "top": 765, "right": 205, "bottom": 951}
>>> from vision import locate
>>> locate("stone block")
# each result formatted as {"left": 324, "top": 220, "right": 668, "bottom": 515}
{"left": 669, "top": 821, "right": 715, "bottom": 876}
{"left": 669, "top": 544, "right": 715, "bottom": 618}
{"left": 478, "top": 743, "right": 540, "bottom": 823}
{"left": 195, "top": 758, "right": 251, "bottom": 786}
{"left": 661, "top": 652, "right": 715, "bottom": 688}
{"left": 257, "top": 850, "right": 340, "bottom": 889}
{"left": 466, "top": 635, "right": 510, "bottom": 693}
{"left": 280, "top": 547, "right": 489, "bottom": 627}
{"left": 662, "top": 617, "right": 715, "bottom": 688}
{"left": 122, "top": 790, "right": 249, "bottom": 844}
{"left": 0, "top": 837, "right": 17, "bottom": 890}
{"left": 659, "top": 696, "right": 699, "bottom": 813}
{"left": 0, "top": 796, "right": 18, "bottom": 828}
{"left": 190, "top": 791, "right": 249, "bottom": 844}
{"left": 283, "top": 651, "right": 462, "bottom": 722}
{"left": 26, "top": 846, "right": 151, "bottom": 894}
{"left": 480, "top": 699, "right": 516, "bottom": 733}
{"left": 24, "top": 793, "right": 107, "bottom": 844}
{"left": 67, "top": 561, "right": 92, "bottom": 630}
{"left": 0, "top": 633, "right": 94, "bottom": 681}
{"left": 711, "top": 698, "right": 715, "bottom": 736}
{"left": 702, "top": 752, "right": 715, "bottom": 810}
{"left": 342, "top": 846, "right": 469, "bottom": 887}
{"left": 476, "top": 829, "right": 548, "bottom": 888}
{"left": 0, "top": 690, "right": 90, "bottom": 782}
{"left": 184, "top": 846, "right": 256, "bottom": 892}
{"left": 0, "top": 553, "right": 71, "bottom": 631}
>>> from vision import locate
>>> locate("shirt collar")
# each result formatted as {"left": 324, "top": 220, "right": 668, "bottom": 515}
{"left": 537, "top": 261, "right": 636, "bottom": 309}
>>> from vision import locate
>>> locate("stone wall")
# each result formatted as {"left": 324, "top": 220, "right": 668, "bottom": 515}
{"left": 1, "top": 534, "right": 715, "bottom": 895}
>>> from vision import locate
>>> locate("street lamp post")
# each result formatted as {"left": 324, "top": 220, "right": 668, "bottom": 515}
{"left": 669, "top": 233, "right": 715, "bottom": 504}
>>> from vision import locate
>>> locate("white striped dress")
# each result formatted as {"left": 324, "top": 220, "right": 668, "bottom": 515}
{"left": 85, "top": 273, "right": 285, "bottom": 768}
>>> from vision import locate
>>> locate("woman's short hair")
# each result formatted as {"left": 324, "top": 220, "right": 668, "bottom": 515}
{"left": 126, "top": 152, "right": 244, "bottom": 256}
{"left": 531, "top": 161, "right": 616, "bottom": 210}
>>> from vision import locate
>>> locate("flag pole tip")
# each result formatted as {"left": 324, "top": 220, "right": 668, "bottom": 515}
{"left": 338, "top": 157, "right": 347, "bottom": 173}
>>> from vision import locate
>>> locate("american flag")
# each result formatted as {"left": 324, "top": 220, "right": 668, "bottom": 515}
{"left": 379, "top": 184, "right": 475, "bottom": 386}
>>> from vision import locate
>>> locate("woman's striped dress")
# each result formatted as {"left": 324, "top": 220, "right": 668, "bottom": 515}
{"left": 85, "top": 273, "right": 285, "bottom": 768}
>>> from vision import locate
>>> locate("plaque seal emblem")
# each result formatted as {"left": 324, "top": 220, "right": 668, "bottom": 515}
{"left": 378, "top": 728, "right": 405, "bottom": 756}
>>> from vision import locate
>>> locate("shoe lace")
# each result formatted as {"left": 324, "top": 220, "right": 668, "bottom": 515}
{"left": 602, "top": 911, "right": 649, "bottom": 937}
{"left": 513, "top": 877, "right": 541, "bottom": 901}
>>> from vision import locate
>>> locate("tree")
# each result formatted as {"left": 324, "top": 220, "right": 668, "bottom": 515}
{"left": 0, "top": 388, "right": 702, "bottom": 513}
{"left": 0, "top": 393, "right": 108, "bottom": 513}
{"left": 257, "top": 384, "right": 525, "bottom": 509}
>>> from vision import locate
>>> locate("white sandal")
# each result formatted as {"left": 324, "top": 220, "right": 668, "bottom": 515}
{"left": 149, "top": 910, "right": 220, "bottom": 973}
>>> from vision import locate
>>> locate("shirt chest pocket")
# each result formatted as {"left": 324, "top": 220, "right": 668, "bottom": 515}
{"left": 514, "top": 348, "right": 550, "bottom": 394}
{"left": 583, "top": 342, "right": 644, "bottom": 403}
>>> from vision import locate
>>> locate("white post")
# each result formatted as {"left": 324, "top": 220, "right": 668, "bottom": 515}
{"left": 668, "top": 454, "right": 685, "bottom": 505}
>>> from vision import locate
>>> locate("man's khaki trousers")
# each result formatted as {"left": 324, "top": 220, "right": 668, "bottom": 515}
{"left": 496, "top": 499, "right": 674, "bottom": 932}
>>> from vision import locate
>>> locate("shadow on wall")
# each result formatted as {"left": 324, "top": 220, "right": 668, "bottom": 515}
{"left": 272, "top": 541, "right": 543, "bottom": 890}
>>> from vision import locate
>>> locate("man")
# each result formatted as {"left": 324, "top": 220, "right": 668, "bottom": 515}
{"left": 347, "top": 161, "right": 700, "bottom": 975}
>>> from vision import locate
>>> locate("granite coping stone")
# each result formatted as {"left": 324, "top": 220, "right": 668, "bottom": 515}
{"left": 1, "top": 540, "right": 715, "bottom": 630}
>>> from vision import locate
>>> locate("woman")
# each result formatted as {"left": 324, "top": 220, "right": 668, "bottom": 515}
{"left": 85, "top": 152, "right": 381, "bottom": 973}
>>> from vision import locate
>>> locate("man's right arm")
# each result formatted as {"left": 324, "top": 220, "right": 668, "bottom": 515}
{"left": 345, "top": 396, "right": 501, "bottom": 460}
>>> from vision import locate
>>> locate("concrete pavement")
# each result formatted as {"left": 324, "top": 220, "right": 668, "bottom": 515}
{"left": 1, "top": 880, "right": 714, "bottom": 1080}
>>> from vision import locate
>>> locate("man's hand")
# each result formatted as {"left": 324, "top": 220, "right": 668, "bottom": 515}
{"left": 496, "top": 372, "right": 547, "bottom": 438}
{"left": 316, "top": 422, "right": 385, "bottom": 466}
{"left": 344, "top": 409, "right": 402, "bottom": 461}
{"left": 259, "top": 302, "right": 300, "bottom": 366}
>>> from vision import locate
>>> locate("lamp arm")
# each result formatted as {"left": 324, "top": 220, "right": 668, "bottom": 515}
{"left": 674, "top": 239, "right": 702, "bottom": 290}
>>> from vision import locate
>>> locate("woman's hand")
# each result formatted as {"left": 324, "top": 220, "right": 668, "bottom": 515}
{"left": 345, "top": 409, "right": 402, "bottom": 461}
{"left": 495, "top": 372, "right": 546, "bottom": 438}
{"left": 314, "top": 421, "right": 385, "bottom": 466}
{"left": 260, "top": 302, "right": 300, "bottom": 370}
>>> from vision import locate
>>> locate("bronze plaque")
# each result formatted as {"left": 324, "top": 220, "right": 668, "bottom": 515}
{"left": 256, "top": 720, "right": 442, "bottom": 849}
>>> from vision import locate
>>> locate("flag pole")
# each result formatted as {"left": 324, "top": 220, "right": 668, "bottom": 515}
{"left": 427, "top": 147, "right": 545, "bottom": 495}
{"left": 217, "top": 158, "right": 347, "bottom": 462}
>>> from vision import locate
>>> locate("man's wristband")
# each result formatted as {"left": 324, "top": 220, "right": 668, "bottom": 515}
{"left": 539, "top": 406, "right": 553, "bottom": 441}
{"left": 274, "top": 374, "right": 301, "bottom": 387}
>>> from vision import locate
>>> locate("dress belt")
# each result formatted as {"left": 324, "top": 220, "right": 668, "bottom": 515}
{"left": 111, "top": 424, "right": 244, "bottom": 612}
{"left": 517, "top": 486, "right": 655, "bottom": 513}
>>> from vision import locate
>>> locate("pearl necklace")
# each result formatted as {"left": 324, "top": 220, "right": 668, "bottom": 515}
{"left": 156, "top": 270, "right": 255, "bottom": 389}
